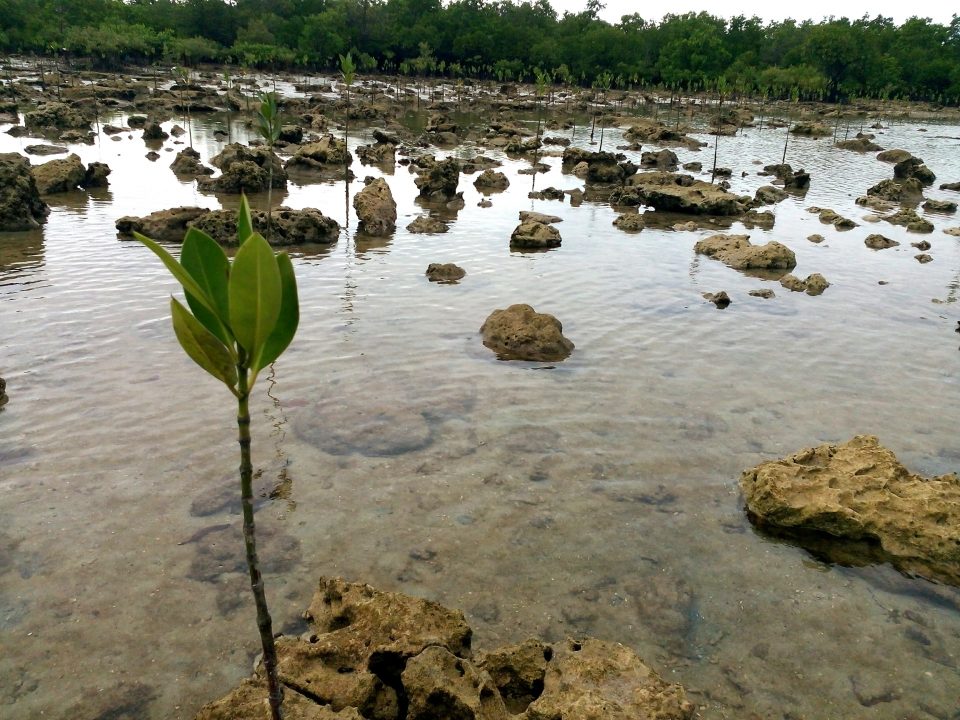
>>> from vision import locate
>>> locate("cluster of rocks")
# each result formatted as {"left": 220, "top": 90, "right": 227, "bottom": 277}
{"left": 562, "top": 147, "right": 636, "bottom": 184}
{"left": 171, "top": 147, "right": 213, "bottom": 177}
{"left": 30, "top": 153, "right": 110, "bottom": 194}
{"left": 116, "top": 206, "right": 339, "bottom": 246}
{"left": 741, "top": 435, "right": 960, "bottom": 586}
{"left": 623, "top": 118, "right": 705, "bottom": 150}
{"left": 195, "top": 577, "right": 694, "bottom": 720}
{"left": 694, "top": 234, "right": 796, "bottom": 273}
{"left": 760, "top": 163, "right": 810, "bottom": 191}
{"left": 835, "top": 133, "right": 883, "bottom": 152}
{"left": 612, "top": 172, "right": 751, "bottom": 216}
{"left": 356, "top": 129, "right": 398, "bottom": 167}
{"left": 413, "top": 156, "right": 461, "bottom": 200}
{"left": 284, "top": 135, "right": 353, "bottom": 181}
{"left": 778, "top": 273, "right": 830, "bottom": 296}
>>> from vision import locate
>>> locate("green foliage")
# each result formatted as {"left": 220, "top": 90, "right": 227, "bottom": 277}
{"left": 1, "top": 0, "right": 958, "bottom": 103}
{"left": 136, "top": 196, "right": 299, "bottom": 392}
{"left": 339, "top": 51, "right": 356, "bottom": 87}
{"left": 256, "top": 92, "right": 282, "bottom": 147}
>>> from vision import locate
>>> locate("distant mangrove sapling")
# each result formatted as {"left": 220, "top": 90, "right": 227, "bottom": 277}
{"left": 256, "top": 91, "right": 282, "bottom": 239}
{"left": 136, "top": 197, "right": 299, "bottom": 720}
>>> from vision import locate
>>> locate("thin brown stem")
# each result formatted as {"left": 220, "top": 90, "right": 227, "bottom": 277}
{"left": 237, "top": 362, "right": 283, "bottom": 720}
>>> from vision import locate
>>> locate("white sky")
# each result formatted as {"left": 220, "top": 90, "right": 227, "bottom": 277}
{"left": 545, "top": 0, "right": 956, "bottom": 25}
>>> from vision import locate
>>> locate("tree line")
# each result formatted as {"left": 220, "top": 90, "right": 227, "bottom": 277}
{"left": 2, "top": 0, "right": 959, "bottom": 103}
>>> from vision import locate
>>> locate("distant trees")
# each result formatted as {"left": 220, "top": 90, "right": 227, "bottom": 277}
{"left": 1, "top": 0, "right": 957, "bottom": 104}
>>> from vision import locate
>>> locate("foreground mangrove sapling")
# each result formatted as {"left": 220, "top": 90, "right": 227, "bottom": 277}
{"left": 136, "top": 197, "right": 298, "bottom": 720}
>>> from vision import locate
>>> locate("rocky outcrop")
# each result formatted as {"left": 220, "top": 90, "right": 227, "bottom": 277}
{"left": 836, "top": 134, "right": 883, "bottom": 152}
{"left": 640, "top": 149, "right": 678, "bottom": 170}
{"left": 610, "top": 172, "right": 750, "bottom": 215}
{"left": 480, "top": 304, "right": 574, "bottom": 361}
{"left": 519, "top": 211, "right": 561, "bottom": 224}
{"left": 116, "top": 207, "right": 209, "bottom": 241}
{"left": 740, "top": 435, "right": 960, "bottom": 585}
{"left": 510, "top": 221, "right": 561, "bottom": 250}
{"left": 778, "top": 273, "right": 830, "bottom": 295}
{"left": 285, "top": 135, "right": 353, "bottom": 179}
{"left": 613, "top": 213, "right": 644, "bottom": 232}
{"left": 425, "top": 263, "right": 465, "bottom": 283}
{"left": 196, "top": 578, "right": 693, "bottom": 720}
{"left": 877, "top": 149, "right": 913, "bottom": 163}
{"left": 356, "top": 141, "right": 396, "bottom": 167}
{"left": 31, "top": 154, "right": 86, "bottom": 194}
{"left": 884, "top": 207, "right": 934, "bottom": 233}
{"left": 694, "top": 234, "right": 796, "bottom": 272}
{"left": 864, "top": 234, "right": 899, "bottom": 249}
{"left": 353, "top": 178, "right": 396, "bottom": 236}
{"left": 202, "top": 143, "right": 287, "bottom": 193}
{"left": 861, "top": 177, "right": 924, "bottom": 205}
{"left": 762, "top": 164, "right": 810, "bottom": 190}
{"left": 0, "top": 153, "right": 50, "bottom": 231}
{"left": 754, "top": 185, "right": 788, "bottom": 205}
{"left": 406, "top": 216, "right": 448, "bottom": 233}
{"left": 623, "top": 119, "right": 705, "bottom": 150}
{"left": 473, "top": 170, "right": 509, "bottom": 192}
{"left": 414, "top": 157, "right": 461, "bottom": 199}
{"left": 117, "top": 207, "right": 339, "bottom": 246}
{"left": 810, "top": 207, "right": 857, "bottom": 230}
{"left": 922, "top": 199, "right": 957, "bottom": 213}
{"left": 23, "top": 102, "right": 89, "bottom": 130}
{"left": 171, "top": 147, "right": 213, "bottom": 177}
{"left": 562, "top": 148, "right": 635, "bottom": 184}
{"left": 84, "top": 162, "right": 111, "bottom": 188}
{"left": 790, "top": 122, "right": 831, "bottom": 136}
{"left": 894, "top": 157, "right": 936, "bottom": 186}
{"left": 190, "top": 207, "right": 339, "bottom": 246}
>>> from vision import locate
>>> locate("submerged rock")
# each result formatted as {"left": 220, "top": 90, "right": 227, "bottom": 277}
{"left": 863, "top": 177, "right": 924, "bottom": 206}
{"left": 613, "top": 213, "right": 644, "bottom": 232}
{"left": 894, "top": 157, "right": 936, "bottom": 186}
{"left": 836, "top": 134, "right": 883, "bottom": 152}
{"left": 0, "top": 153, "right": 49, "bottom": 231}
{"left": 790, "top": 122, "right": 831, "bottom": 136}
{"left": 754, "top": 185, "right": 788, "bottom": 205}
{"left": 761, "top": 164, "right": 810, "bottom": 190}
{"left": 885, "top": 207, "right": 934, "bottom": 233}
{"left": 353, "top": 178, "right": 396, "bottom": 236}
{"left": 481, "top": 304, "right": 574, "bottom": 361}
{"left": 922, "top": 199, "right": 957, "bottom": 213}
{"left": 740, "top": 435, "right": 960, "bottom": 585}
{"left": 703, "top": 291, "right": 731, "bottom": 308}
{"left": 777, "top": 272, "right": 829, "bottom": 296}
{"left": 864, "top": 234, "right": 899, "bottom": 250}
{"left": 877, "top": 149, "right": 913, "bottom": 163}
{"left": 694, "top": 234, "right": 796, "bottom": 272}
{"left": 406, "top": 216, "right": 448, "bottom": 233}
{"left": 425, "top": 263, "right": 465, "bottom": 283}
{"left": 197, "top": 578, "right": 694, "bottom": 720}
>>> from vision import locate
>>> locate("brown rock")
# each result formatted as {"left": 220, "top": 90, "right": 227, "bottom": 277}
{"left": 426, "top": 263, "right": 465, "bottom": 283}
{"left": 863, "top": 178, "right": 924, "bottom": 205}
{"left": 473, "top": 169, "right": 510, "bottom": 192}
{"left": 836, "top": 135, "right": 883, "bottom": 152}
{"left": 916, "top": 253, "right": 933, "bottom": 263}
{"left": 749, "top": 289, "right": 775, "bottom": 298}
{"left": 510, "top": 221, "right": 561, "bottom": 250}
{"left": 476, "top": 639, "right": 551, "bottom": 715}
{"left": 402, "top": 646, "right": 509, "bottom": 720}
{"left": 480, "top": 304, "right": 574, "bottom": 362}
{"left": 694, "top": 234, "right": 796, "bottom": 272}
{"left": 754, "top": 185, "right": 788, "bottom": 205}
{"left": 31, "top": 153, "right": 86, "bottom": 194}
{"left": 613, "top": 213, "right": 644, "bottom": 232}
{"left": 612, "top": 172, "right": 749, "bottom": 215}
{"left": 519, "top": 211, "right": 562, "bottom": 224}
{"left": 194, "top": 678, "right": 354, "bottom": 720}
{"left": 115, "top": 207, "right": 208, "bottom": 241}
{"left": 0, "top": 152, "right": 49, "bottom": 231}
{"left": 407, "top": 216, "right": 448, "bottom": 233}
{"left": 864, "top": 234, "right": 899, "bottom": 250}
{"left": 171, "top": 147, "right": 213, "bottom": 176}
{"left": 189, "top": 207, "right": 339, "bottom": 246}
{"left": 353, "top": 178, "right": 397, "bottom": 236}
{"left": 740, "top": 435, "right": 960, "bottom": 585}
{"left": 526, "top": 638, "right": 695, "bottom": 720}
{"left": 922, "top": 199, "right": 957, "bottom": 213}
{"left": 779, "top": 273, "right": 830, "bottom": 295}
{"left": 877, "top": 149, "right": 913, "bottom": 163}
{"left": 703, "top": 291, "right": 731, "bottom": 308}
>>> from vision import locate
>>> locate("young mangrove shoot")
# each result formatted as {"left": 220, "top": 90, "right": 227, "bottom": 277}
{"left": 135, "top": 196, "right": 299, "bottom": 720}
{"left": 256, "top": 92, "right": 282, "bottom": 241}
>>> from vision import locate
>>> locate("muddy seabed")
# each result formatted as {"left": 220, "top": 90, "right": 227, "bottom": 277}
{"left": 2, "top": 74, "right": 960, "bottom": 720}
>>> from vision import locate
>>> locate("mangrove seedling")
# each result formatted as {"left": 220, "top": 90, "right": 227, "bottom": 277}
{"left": 256, "top": 91, "right": 282, "bottom": 240}
{"left": 136, "top": 197, "right": 299, "bottom": 720}
{"left": 340, "top": 51, "right": 356, "bottom": 169}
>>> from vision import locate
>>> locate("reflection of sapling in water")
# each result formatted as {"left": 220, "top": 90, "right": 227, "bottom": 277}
{"left": 135, "top": 196, "right": 298, "bottom": 720}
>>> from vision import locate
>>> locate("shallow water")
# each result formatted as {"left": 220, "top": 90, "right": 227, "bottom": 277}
{"left": 2, "top": 95, "right": 960, "bottom": 719}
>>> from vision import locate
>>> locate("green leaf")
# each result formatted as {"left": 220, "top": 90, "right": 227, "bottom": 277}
{"left": 170, "top": 298, "right": 238, "bottom": 390}
{"left": 181, "top": 227, "right": 232, "bottom": 344}
{"left": 237, "top": 195, "right": 254, "bottom": 245}
{"left": 134, "top": 231, "right": 219, "bottom": 319}
{"left": 228, "top": 232, "right": 281, "bottom": 365}
{"left": 253, "top": 252, "right": 299, "bottom": 375}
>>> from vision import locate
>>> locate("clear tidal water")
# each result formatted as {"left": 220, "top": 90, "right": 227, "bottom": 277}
{"left": 2, "top": 93, "right": 960, "bottom": 719}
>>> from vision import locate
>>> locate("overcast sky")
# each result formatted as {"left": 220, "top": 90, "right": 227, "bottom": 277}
{"left": 545, "top": 0, "right": 956, "bottom": 25}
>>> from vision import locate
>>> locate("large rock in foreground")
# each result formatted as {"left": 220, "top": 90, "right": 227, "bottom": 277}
{"left": 480, "top": 304, "right": 574, "bottom": 362}
{"left": 0, "top": 153, "right": 49, "bottom": 231}
{"left": 740, "top": 435, "right": 960, "bottom": 585}
{"left": 195, "top": 577, "right": 694, "bottom": 720}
